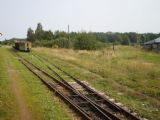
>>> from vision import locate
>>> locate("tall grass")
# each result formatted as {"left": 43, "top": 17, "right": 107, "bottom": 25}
{"left": 33, "top": 46, "right": 160, "bottom": 120}
{"left": 0, "top": 47, "right": 73, "bottom": 120}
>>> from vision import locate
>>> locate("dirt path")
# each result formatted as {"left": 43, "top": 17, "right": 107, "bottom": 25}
{"left": 7, "top": 63, "right": 32, "bottom": 120}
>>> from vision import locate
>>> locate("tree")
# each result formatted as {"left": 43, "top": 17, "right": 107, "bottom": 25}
{"left": 53, "top": 37, "right": 71, "bottom": 48}
{"left": 74, "top": 33, "right": 97, "bottom": 50}
{"left": 43, "top": 30, "right": 54, "bottom": 40}
{"left": 121, "top": 35, "right": 130, "bottom": 45}
{"left": 35, "top": 23, "right": 44, "bottom": 40}
{"left": 54, "top": 31, "right": 68, "bottom": 39}
{"left": 114, "top": 33, "right": 122, "bottom": 44}
{"left": 27, "top": 28, "right": 35, "bottom": 42}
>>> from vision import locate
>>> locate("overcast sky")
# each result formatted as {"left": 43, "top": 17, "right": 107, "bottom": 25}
{"left": 0, "top": 0, "right": 160, "bottom": 40}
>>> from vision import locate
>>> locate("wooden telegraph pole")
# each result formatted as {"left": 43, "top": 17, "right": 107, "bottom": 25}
{"left": 112, "top": 34, "right": 115, "bottom": 51}
{"left": 113, "top": 40, "right": 115, "bottom": 51}
{"left": 68, "top": 24, "right": 70, "bottom": 41}
{"left": 68, "top": 24, "right": 71, "bottom": 47}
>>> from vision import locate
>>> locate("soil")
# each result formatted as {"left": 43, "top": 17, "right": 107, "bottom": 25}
{"left": 7, "top": 65, "right": 32, "bottom": 120}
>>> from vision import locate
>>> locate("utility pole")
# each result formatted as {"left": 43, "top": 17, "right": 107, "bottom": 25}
{"left": 113, "top": 40, "right": 115, "bottom": 51}
{"left": 68, "top": 24, "right": 71, "bottom": 48}
{"left": 112, "top": 34, "right": 115, "bottom": 51}
{"left": 68, "top": 24, "right": 70, "bottom": 41}
{"left": 136, "top": 31, "right": 139, "bottom": 47}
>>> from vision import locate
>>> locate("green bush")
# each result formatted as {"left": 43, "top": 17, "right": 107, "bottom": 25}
{"left": 74, "top": 33, "right": 97, "bottom": 50}
{"left": 53, "top": 37, "right": 71, "bottom": 48}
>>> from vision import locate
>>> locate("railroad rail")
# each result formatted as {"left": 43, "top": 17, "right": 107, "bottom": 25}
{"left": 16, "top": 54, "right": 120, "bottom": 120}
{"left": 32, "top": 54, "right": 140, "bottom": 120}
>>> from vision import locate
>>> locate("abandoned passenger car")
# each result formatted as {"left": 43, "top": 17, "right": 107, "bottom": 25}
{"left": 14, "top": 40, "right": 31, "bottom": 52}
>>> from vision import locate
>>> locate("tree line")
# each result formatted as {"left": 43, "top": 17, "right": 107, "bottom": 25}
{"left": 1, "top": 23, "right": 160, "bottom": 50}
{"left": 93, "top": 32, "right": 160, "bottom": 45}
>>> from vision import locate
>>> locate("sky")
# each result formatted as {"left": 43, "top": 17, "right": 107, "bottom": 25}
{"left": 0, "top": 0, "right": 160, "bottom": 40}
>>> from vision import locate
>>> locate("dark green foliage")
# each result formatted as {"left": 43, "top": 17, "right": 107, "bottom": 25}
{"left": 121, "top": 35, "right": 130, "bottom": 45}
{"left": 43, "top": 30, "right": 54, "bottom": 40}
{"left": 94, "top": 32, "right": 160, "bottom": 46}
{"left": 35, "top": 23, "right": 44, "bottom": 40}
{"left": 1, "top": 38, "right": 15, "bottom": 45}
{"left": 26, "top": 23, "right": 105, "bottom": 50}
{"left": 95, "top": 42, "right": 107, "bottom": 49}
{"left": 114, "top": 33, "right": 123, "bottom": 44}
{"left": 74, "top": 33, "right": 97, "bottom": 50}
{"left": 93, "top": 32, "right": 109, "bottom": 43}
{"left": 33, "top": 40, "right": 54, "bottom": 47}
{"left": 2, "top": 23, "right": 160, "bottom": 50}
{"left": 25, "top": 23, "right": 160, "bottom": 49}
{"left": 53, "top": 37, "right": 71, "bottom": 48}
{"left": 54, "top": 31, "right": 68, "bottom": 39}
{"left": 27, "top": 28, "right": 35, "bottom": 42}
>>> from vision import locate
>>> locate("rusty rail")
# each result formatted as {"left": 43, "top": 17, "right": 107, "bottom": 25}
{"left": 34, "top": 54, "right": 140, "bottom": 120}
{"left": 17, "top": 55, "right": 117, "bottom": 120}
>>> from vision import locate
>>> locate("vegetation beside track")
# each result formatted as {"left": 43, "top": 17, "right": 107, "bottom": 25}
{"left": 32, "top": 46, "right": 160, "bottom": 120}
{"left": 1, "top": 45, "right": 160, "bottom": 120}
{"left": 0, "top": 46, "right": 73, "bottom": 120}
{"left": 0, "top": 47, "right": 19, "bottom": 120}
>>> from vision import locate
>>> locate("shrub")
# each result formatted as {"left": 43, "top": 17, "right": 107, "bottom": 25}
{"left": 74, "top": 33, "right": 97, "bottom": 50}
{"left": 53, "top": 37, "right": 71, "bottom": 48}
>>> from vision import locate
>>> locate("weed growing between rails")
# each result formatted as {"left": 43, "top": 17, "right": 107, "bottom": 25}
{"left": 32, "top": 46, "right": 160, "bottom": 120}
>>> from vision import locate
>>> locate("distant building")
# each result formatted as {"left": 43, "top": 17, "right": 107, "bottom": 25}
{"left": 143, "top": 37, "right": 160, "bottom": 51}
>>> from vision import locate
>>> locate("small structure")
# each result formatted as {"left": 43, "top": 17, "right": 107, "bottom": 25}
{"left": 14, "top": 40, "right": 31, "bottom": 52}
{"left": 143, "top": 37, "right": 160, "bottom": 51}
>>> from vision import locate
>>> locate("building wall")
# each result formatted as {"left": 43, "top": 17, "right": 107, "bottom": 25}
{"left": 157, "top": 44, "right": 160, "bottom": 50}
{"left": 143, "top": 44, "right": 152, "bottom": 49}
{"left": 144, "top": 43, "right": 160, "bottom": 51}
{"left": 19, "top": 43, "right": 26, "bottom": 51}
{"left": 153, "top": 44, "right": 158, "bottom": 49}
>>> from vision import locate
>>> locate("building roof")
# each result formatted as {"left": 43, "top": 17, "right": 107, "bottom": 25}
{"left": 15, "top": 40, "right": 30, "bottom": 43}
{"left": 144, "top": 37, "right": 160, "bottom": 45}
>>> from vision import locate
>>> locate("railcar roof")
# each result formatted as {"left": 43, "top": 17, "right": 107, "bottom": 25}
{"left": 144, "top": 37, "right": 160, "bottom": 45}
{"left": 15, "top": 40, "right": 31, "bottom": 43}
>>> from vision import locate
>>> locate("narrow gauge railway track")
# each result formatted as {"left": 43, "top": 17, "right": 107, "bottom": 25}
{"left": 33, "top": 54, "right": 140, "bottom": 120}
{"left": 16, "top": 54, "right": 120, "bottom": 120}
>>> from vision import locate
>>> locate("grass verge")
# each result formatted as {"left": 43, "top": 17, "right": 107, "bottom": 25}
{"left": 32, "top": 46, "right": 160, "bottom": 120}
{"left": 0, "top": 46, "right": 73, "bottom": 120}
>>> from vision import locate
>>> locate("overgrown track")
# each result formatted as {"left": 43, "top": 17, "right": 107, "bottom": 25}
{"left": 33, "top": 54, "right": 140, "bottom": 120}
{"left": 16, "top": 54, "right": 120, "bottom": 120}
